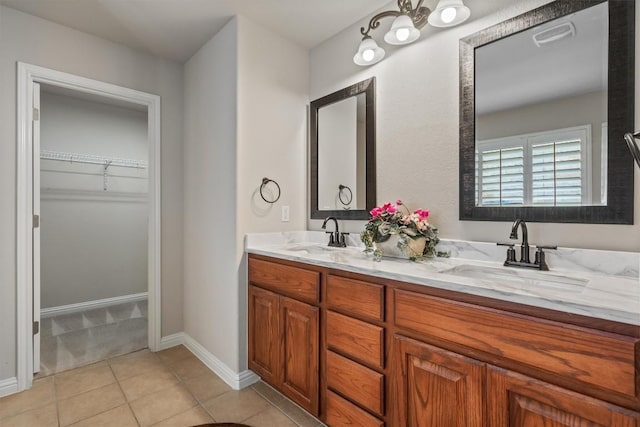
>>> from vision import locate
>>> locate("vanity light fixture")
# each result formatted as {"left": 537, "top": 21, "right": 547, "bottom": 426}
{"left": 354, "top": 0, "right": 471, "bottom": 66}
{"left": 428, "top": 0, "right": 471, "bottom": 27}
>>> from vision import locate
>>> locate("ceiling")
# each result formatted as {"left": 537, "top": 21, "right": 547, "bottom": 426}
{"left": 476, "top": 2, "right": 607, "bottom": 115}
{"left": 0, "top": 0, "right": 395, "bottom": 62}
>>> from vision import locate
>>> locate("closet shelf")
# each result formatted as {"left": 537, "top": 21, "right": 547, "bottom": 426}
{"left": 40, "top": 150, "right": 148, "bottom": 169}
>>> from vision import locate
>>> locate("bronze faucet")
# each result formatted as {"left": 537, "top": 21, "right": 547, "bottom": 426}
{"left": 322, "top": 216, "right": 348, "bottom": 247}
{"left": 497, "top": 219, "right": 556, "bottom": 271}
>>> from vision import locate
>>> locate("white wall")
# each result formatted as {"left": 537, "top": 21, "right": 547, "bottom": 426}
{"left": 183, "top": 14, "right": 308, "bottom": 374}
{"left": 236, "top": 15, "right": 308, "bottom": 372}
{"left": 309, "top": 0, "right": 640, "bottom": 253}
{"left": 183, "top": 17, "right": 239, "bottom": 373}
{"left": 0, "top": 6, "right": 184, "bottom": 382}
{"left": 40, "top": 92, "right": 148, "bottom": 308}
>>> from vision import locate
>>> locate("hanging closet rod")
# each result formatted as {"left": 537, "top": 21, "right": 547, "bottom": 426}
{"left": 40, "top": 150, "right": 148, "bottom": 169}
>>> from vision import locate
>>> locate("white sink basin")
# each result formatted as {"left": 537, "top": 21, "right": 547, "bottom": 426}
{"left": 439, "top": 263, "right": 589, "bottom": 292}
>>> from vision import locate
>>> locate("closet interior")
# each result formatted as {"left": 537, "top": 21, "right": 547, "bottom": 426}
{"left": 38, "top": 86, "right": 149, "bottom": 376}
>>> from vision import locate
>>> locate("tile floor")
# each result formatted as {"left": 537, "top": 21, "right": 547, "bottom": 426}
{"left": 0, "top": 346, "right": 324, "bottom": 427}
{"left": 39, "top": 300, "right": 148, "bottom": 376}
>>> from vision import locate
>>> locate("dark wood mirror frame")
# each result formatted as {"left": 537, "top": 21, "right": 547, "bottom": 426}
{"left": 310, "top": 77, "right": 376, "bottom": 220}
{"left": 459, "top": 0, "right": 634, "bottom": 224}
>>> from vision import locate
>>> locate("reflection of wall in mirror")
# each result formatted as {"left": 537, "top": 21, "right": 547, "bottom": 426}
{"left": 317, "top": 97, "right": 358, "bottom": 210}
{"left": 476, "top": 90, "right": 606, "bottom": 205}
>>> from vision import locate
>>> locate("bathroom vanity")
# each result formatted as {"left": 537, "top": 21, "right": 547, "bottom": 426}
{"left": 246, "top": 234, "right": 640, "bottom": 426}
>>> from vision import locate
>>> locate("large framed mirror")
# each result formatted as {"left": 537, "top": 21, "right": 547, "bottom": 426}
{"left": 460, "top": 0, "right": 634, "bottom": 223}
{"left": 310, "top": 77, "right": 376, "bottom": 220}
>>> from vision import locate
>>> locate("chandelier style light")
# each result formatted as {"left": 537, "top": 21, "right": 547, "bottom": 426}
{"left": 354, "top": 0, "right": 471, "bottom": 66}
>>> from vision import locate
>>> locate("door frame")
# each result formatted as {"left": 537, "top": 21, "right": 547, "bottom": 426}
{"left": 16, "top": 62, "right": 162, "bottom": 391}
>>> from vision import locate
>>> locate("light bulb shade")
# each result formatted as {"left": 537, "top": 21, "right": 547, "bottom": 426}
{"left": 428, "top": 0, "right": 470, "bottom": 27}
{"left": 384, "top": 14, "right": 420, "bottom": 45}
{"left": 353, "top": 37, "right": 385, "bottom": 66}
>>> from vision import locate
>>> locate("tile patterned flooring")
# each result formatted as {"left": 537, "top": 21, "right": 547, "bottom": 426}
{"left": 39, "top": 300, "right": 148, "bottom": 376}
{"left": 0, "top": 346, "right": 324, "bottom": 427}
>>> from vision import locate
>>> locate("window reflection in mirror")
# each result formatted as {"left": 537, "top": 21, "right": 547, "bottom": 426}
{"left": 474, "top": 2, "right": 607, "bottom": 208}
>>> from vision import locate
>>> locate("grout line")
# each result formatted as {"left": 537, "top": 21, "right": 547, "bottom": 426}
{"left": 52, "top": 375, "right": 61, "bottom": 427}
{"left": 108, "top": 359, "right": 141, "bottom": 427}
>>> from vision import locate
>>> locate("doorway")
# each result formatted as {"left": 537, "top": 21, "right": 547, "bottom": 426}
{"left": 38, "top": 86, "right": 150, "bottom": 375}
{"left": 16, "top": 63, "right": 162, "bottom": 391}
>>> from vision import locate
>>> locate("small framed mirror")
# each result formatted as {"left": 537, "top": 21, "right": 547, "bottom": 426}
{"left": 310, "top": 77, "right": 376, "bottom": 220}
{"left": 460, "top": 0, "right": 634, "bottom": 223}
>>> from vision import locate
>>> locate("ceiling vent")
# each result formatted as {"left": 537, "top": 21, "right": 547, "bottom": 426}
{"left": 532, "top": 22, "right": 576, "bottom": 47}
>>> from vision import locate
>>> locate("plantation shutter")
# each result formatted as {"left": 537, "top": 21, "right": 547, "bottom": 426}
{"left": 478, "top": 147, "right": 524, "bottom": 206}
{"left": 476, "top": 125, "right": 589, "bottom": 207}
{"left": 531, "top": 139, "right": 583, "bottom": 206}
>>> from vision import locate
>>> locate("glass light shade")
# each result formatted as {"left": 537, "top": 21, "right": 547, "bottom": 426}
{"left": 384, "top": 14, "right": 420, "bottom": 45}
{"left": 428, "top": 0, "right": 470, "bottom": 28}
{"left": 353, "top": 37, "right": 385, "bottom": 66}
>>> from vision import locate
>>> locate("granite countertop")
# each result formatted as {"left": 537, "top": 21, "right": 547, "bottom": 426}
{"left": 245, "top": 232, "right": 640, "bottom": 326}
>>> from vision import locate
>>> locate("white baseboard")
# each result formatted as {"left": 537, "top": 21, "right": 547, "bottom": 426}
{"left": 41, "top": 292, "right": 148, "bottom": 318}
{"left": 154, "top": 332, "right": 259, "bottom": 390}
{"left": 158, "top": 332, "right": 186, "bottom": 350}
{"left": 183, "top": 334, "right": 260, "bottom": 390}
{"left": 160, "top": 334, "right": 258, "bottom": 390}
{"left": 0, "top": 377, "right": 18, "bottom": 398}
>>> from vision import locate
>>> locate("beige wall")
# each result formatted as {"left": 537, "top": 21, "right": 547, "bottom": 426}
{"left": 183, "top": 14, "right": 308, "bottom": 374}
{"left": 0, "top": 6, "right": 184, "bottom": 381}
{"left": 309, "top": 0, "right": 640, "bottom": 253}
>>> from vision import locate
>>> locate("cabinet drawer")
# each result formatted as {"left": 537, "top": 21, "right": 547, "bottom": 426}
{"left": 394, "top": 289, "right": 640, "bottom": 398}
{"left": 327, "top": 351, "right": 384, "bottom": 416}
{"left": 327, "top": 275, "right": 384, "bottom": 321}
{"left": 326, "top": 390, "right": 384, "bottom": 427}
{"left": 249, "top": 257, "right": 320, "bottom": 303}
{"left": 327, "top": 311, "right": 384, "bottom": 369}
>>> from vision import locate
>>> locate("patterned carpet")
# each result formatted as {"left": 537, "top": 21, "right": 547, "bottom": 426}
{"left": 38, "top": 299, "right": 148, "bottom": 376}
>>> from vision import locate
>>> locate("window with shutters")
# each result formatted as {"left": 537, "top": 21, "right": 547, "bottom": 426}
{"left": 476, "top": 125, "right": 591, "bottom": 207}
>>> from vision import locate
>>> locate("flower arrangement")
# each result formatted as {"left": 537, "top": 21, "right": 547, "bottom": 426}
{"left": 360, "top": 200, "right": 440, "bottom": 261}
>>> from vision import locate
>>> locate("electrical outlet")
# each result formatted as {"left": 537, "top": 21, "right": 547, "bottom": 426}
{"left": 281, "top": 205, "right": 290, "bottom": 222}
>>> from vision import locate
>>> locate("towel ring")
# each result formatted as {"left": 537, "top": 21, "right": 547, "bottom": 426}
{"left": 338, "top": 184, "right": 353, "bottom": 206}
{"left": 260, "top": 177, "right": 281, "bottom": 204}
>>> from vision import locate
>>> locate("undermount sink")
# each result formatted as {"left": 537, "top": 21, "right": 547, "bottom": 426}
{"left": 439, "top": 263, "right": 589, "bottom": 292}
{"left": 279, "top": 243, "right": 366, "bottom": 262}
{"left": 282, "top": 243, "right": 346, "bottom": 255}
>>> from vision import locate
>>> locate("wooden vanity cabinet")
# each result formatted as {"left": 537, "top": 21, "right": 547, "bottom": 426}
{"left": 325, "top": 275, "right": 387, "bottom": 426}
{"left": 248, "top": 255, "right": 640, "bottom": 426}
{"left": 392, "top": 288, "right": 640, "bottom": 427}
{"left": 248, "top": 257, "right": 320, "bottom": 415}
{"left": 392, "top": 335, "right": 485, "bottom": 427}
{"left": 487, "top": 367, "right": 640, "bottom": 427}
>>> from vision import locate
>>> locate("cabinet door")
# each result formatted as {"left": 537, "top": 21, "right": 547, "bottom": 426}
{"left": 392, "top": 335, "right": 485, "bottom": 427}
{"left": 488, "top": 366, "right": 640, "bottom": 427}
{"left": 248, "top": 285, "right": 280, "bottom": 386}
{"left": 281, "top": 296, "right": 319, "bottom": 415}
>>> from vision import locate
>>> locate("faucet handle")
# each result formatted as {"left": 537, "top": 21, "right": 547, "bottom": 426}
{"left": 534, "top": 245, "right": 556, "bottom": 271}
{"left": 325, "top": 231, "right": 335, "bottom": 244}
{"left": 497, "top": 242, "right": 516, "bottom": 263}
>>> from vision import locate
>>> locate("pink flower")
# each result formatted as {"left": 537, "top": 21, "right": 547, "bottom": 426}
{"left": 396, "top": 199, "right": 403, "bottom": 205}
{"left": 415, "top": 209, "right": 430, "bottom": 220}
{"left": 381, "top": 202, "right": 396, "bottom": 214}
{"left": 369, "top": 207, "right": 381, "bottom": 218}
